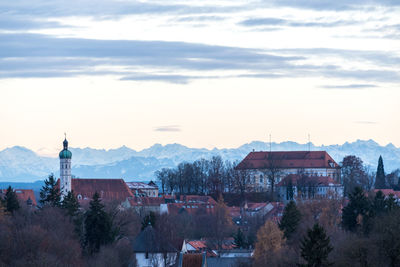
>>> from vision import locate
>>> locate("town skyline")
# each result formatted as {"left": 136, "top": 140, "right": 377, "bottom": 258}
{"left": 1, "top": 0, "right": 399, "bottom": 152}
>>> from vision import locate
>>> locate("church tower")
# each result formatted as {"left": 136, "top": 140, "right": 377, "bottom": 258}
{"left": 59, "top": 135, "right": 72, "bottom": 198}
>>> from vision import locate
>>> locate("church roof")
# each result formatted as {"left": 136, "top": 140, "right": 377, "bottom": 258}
{"left": 59, "top": 149, "right": 72, "bottom": 159}
{"left": 57, "top": 178, "right": 133, "bottom": 202}
{"left": 59, "top": 138, "right": 72, "bottom": 159}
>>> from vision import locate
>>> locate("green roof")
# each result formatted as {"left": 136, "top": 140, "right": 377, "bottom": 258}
{"left": 59, "top": 149, "right": 72, "bottom": 159}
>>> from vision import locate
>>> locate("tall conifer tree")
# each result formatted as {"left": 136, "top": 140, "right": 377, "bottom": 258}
{"left": 84, "top": 192, "right": 114, "bottom": 254}
{"left": 279, "top": 200, "right": 301, "bottom": 239}
{"left": 40, "top": 174, "right": 61, "bottom": 207}
{"left": 4, "top": 186, "right": 20, "bottom": 213}
{"left": 300, "top": 223, "right": 333, "bottom": 267}
{"left": 342, "top": 187, "right": 371, "bottom": 232}
{"left": 61, "top": 191, "right": 80, "bottom": 217}
{"left": 375, "top": 156, "right": 386, "bottom": 189}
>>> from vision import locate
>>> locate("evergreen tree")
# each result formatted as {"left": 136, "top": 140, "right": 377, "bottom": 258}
{"left": 279, "top": 200, "right": 301, "bottom": 239}
{"left": 386, "top": 194, "right": 398, "bottom": 212}
{"left": 61, "top": 191, "right": 80, "bottom": 217}
{"left": 375, "top": 156, "right": 386, "bottom": 189}
{"left": 341, "top": 187, "right": 371, "bottom": 232}
{"left": 286, "top": 179, "right": 294, "bottom": 201}
{"left": 4, "top": 186, "right": 20, "bottom": 213}
{"left": 40, "top": 174, "right": 61, "bottom": 207}
{"left": 141, "top": 211, "right": 156, "bottom": 230}
{"left": 84, "top": 192, "right": 114, "bottom": 254}
{"left": 234, "top": 228, "right": 246, "bottom": 249}
{"left": 372, "top": 190, "right": 386, "bottom": 216}
{"left": 300, "top": 223, "right": 333, "bottom": 267}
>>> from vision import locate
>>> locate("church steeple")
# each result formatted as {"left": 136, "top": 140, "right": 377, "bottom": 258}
{"left": 63, "top": 133, "right": 68, "bottom": 150}
{"left": 59, "top": 135, "right": 72, "bottom": 198}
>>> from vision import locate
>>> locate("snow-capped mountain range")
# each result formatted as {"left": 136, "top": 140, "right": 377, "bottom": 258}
{"left": 0, "top": 140, "right": 399, "bottom": 182}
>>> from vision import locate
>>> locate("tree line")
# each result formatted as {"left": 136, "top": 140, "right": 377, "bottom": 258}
{"left": 155, "top": 156, "right": 254, "bottom": 196}
{"left": 252, "top": 186, "right": 400, "bottom": 266}
{"left": 156, "top": 154, "right": 400, "bottom": 200}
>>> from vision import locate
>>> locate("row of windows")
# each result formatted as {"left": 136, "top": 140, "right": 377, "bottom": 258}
{"left": 182, "top": 205, "right": 214, "bottom": 209}
{"left": 61, "top": 164, "right": 71, "bottom": 169}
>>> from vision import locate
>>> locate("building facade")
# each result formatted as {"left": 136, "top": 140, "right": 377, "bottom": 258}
{"left": 235, "top": 151, "right": 341, "bottom": 191}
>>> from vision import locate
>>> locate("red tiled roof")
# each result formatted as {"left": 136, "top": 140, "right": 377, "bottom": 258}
{"left": 236, "top": 151, "right": 339, "bottom": 169}
{"left": 265, "top": 202, "right": 285, "bottom": 224}
{"left": 187, "top": 238, "right": 236, "bottom": 252}
{"left": 276, "top": 174, "right": 340, "bottom": 187}
{"left": 373, "top": 189, "right": 400, "bottom": 198}
{"left": 188, "top": 240, "right": 208, "bottom": 250}
{"left": 57, "top": 178, "right": 133, "bottom": 202}
{"left": 0, "top": 189, "right": 37, "bottom": 206}
{"left": 228, "top": 206, "right": 241, "bottom": 218}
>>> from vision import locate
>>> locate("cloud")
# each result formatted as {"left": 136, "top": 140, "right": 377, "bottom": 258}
{"left": 0, "top": 33, "right": 399, "bottom": 84}
{"left": 174, "top": 15, "right": 226, "bottom": 22}
{"left": 354, "top": 121, "right": 378, "bottom": 124}
{"left": 266, "top": 0, "right": 400, "bottom": 11}
{"left": 321, "top": 84, "right": 379, "bottom": 89}
{"left": 154, "top": 125, "right": 181, "bottom": 132}
{"left": 0, "top": 15, "right": 69, "bottom": 31}
{"left": 239, "top": 17, "right": 358, "bottom": 28}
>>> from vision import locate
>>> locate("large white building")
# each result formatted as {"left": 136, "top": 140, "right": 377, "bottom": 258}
{"left": 235, "top": 151, "right": 341, "bottom": 192}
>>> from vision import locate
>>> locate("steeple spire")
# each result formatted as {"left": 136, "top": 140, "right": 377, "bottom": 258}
{"left": 63, "top": 133, "right": 68, "bottom": 150}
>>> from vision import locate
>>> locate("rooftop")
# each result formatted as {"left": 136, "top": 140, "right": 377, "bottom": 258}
{"left": 236, "top": 151, "right": 339, "bottom": 170}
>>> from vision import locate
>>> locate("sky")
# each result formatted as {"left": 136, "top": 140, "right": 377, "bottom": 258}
{"left": 0, "top": 0, "right": 399, "bottom": 155}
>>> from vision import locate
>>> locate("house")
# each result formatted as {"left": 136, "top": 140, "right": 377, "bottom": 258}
{"left": 373, "top": 189, "right": 400, "bottom": 199}
{"left": 276, "top": 174, "right": 344, "bottom": 202}
{"left": 0, "top": 189, "right": 37, "bottom": 207}
{"left": 132, "top": 225, "right": 178, "bottom": 267}
{"left": 127, "top": 196, "right": 166, "bottom": 215}
{"left": 162, "top": 195, "right": 217, "bottom": 215}
{"left": 126, "top": 181, "right": 159, "bottom": 197}
{"left": 182, "top": 238, "right": 237, "bottom": 257}
{"left": 181, "top": 240, "right": 252, "bottom": 267}
{"left": 235, "top": 151, "right": 341, "bottom": 191}
{"left": 229, "top": 202, "right": 284, "bottom": 225}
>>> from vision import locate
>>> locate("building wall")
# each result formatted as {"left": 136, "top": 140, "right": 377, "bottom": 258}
{"left": 135, "top": 252, "right": 177, "bottom": 267}
{"left": 248, "top": 168, "right": 341, "bottom": 191}
{"left": 278, "top": 185, "right": 344, "bottom": 203}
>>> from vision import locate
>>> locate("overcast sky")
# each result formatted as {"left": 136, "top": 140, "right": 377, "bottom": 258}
{"left": 1, "top": 0, "right": 399, "bottom": 155}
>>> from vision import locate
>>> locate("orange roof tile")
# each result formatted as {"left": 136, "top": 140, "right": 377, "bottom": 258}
{"left": 0, "top": 189, "right": 37, "bottom": 206}
{"left": 57, "top": 178, "right": 133, "bottom": 202}
{"left": 236, "top": 151, "right": 339, "bottom": 170}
